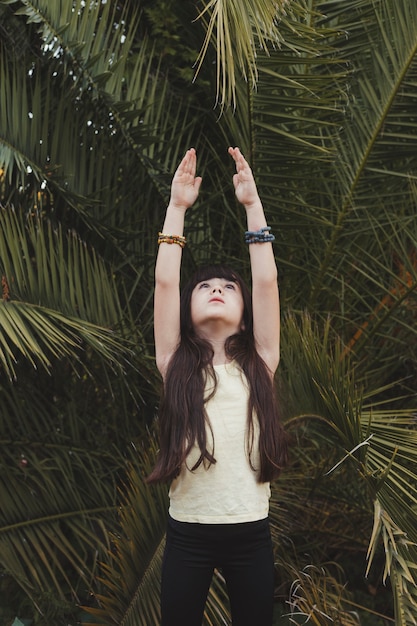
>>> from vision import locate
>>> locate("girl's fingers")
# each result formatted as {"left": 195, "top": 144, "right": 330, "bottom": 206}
{"left": 177, "top": 149, "right": 196, "bottom": 177}
{"left": 185, "top": 148, "right": 197, "bottom": 175}
{"left": 229, "top": 146, "right": 248, "bottom": 174}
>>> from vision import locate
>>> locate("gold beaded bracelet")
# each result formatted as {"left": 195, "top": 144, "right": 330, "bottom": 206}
{"left": 157, "top": 232, "right": 187, "bottom": 248}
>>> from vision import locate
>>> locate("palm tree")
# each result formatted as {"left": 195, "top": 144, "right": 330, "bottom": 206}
{"left": 0, "top": 0, "right": 416, "bottom": 625}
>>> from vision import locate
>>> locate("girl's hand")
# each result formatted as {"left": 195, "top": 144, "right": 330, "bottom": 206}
{"left": 228, "top": 146, "right": 260, "bottom": 209}
{"left": 169, "top": 148, "right": 202, "bottom": 210}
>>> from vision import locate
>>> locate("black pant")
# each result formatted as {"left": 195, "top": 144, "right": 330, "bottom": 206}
{"left": 161, "top": 515, "right": 274, "bottom": 626}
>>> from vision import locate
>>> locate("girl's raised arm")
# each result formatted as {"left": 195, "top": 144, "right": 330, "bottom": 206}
{"left": 228, "top": 147, "right": 280, "bottom": 374}
{"left": 154, "top": 149, "right": 202, "bottom": 377}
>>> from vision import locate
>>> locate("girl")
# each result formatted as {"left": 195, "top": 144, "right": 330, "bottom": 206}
{"left": 148, "top": 147, "right": 288, "bottom": 626}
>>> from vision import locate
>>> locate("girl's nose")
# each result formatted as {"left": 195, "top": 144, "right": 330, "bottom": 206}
{"left": 211, "top": 284, "right": 223, "bottom": 293}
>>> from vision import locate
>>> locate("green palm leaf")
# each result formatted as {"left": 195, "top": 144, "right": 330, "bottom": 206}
{"left": 0, "top": 441, "right": 125, "bottom": 605}
{"left": 0, "top": 0, "right": 198, "bottom": 241}
{"left": 0, "top": 207, "right": 129, "bottom": 378}
{"left": 83, "top": 452, "right": 168, "bottom": 626}
{"left": 280, "top": 311, "right": 417, "bottom": 623}
{"left": 194, "top": 0, "right": 289, "bottom": 108}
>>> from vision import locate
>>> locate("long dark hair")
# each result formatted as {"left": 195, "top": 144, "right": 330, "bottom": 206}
{"left": 147, "top": 264, "right": 289, "bottom": 484}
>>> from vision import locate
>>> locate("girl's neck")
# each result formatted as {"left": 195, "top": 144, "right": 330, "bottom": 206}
{"left": 212, "top": 353, "right": 231, "bottom": 366}
{"left": 209, "top": 340, "right": 229, "bottom": 366}
{"left": 197, "top": 328, "right": 230, "bottom": 366}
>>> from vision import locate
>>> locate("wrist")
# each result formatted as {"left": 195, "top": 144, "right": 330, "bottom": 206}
{"left": 243, "top": 197, "right": 262, "bottom": 212}
{"left": 244, "top": 199, "right": 267, "bottom": 232}
{"left": 167, "top": 200, "right": 189, "bottom": 213}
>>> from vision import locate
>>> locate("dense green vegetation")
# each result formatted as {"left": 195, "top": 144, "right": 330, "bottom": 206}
{"left": 0, "top": 1, "right": 416, "bottom": 624}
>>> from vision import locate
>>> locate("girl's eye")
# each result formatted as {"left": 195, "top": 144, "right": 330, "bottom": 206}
{"left": 225, "top": 283, "right": 236, "bottom": 290}
{"left": 199, "top": 282, "right": 210, "bottom": 289}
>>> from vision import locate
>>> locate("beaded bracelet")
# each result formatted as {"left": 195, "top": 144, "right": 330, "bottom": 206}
{"left": 158, "top": 232, "right": 187, "bottom": 248}
{"left": 244, "top": 226, "right": 275, "bottom": 244}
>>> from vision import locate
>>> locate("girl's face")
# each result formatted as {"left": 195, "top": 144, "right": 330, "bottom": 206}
{"left": 190, "top": 277, "right": 245, "bottom": 334}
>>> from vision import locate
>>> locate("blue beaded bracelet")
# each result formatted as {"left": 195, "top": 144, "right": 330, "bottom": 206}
{"left": 244, "top": 226, "right": 275, "bottom": 244}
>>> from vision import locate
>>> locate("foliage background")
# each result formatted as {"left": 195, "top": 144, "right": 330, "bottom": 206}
{"left": 0, "top": 0, "right": 416, "bottom": 624}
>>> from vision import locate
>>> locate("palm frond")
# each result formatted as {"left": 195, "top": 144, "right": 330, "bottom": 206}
{"left": 9, "top": 0, "right": 139, "bottom": 99}
{"left": 0, "top": 0, "right": 199, "bottom": 238}
{"left": 0, "top": 206, "right": 129, "bottom": 378}
{"left": 287, "top": 564, "right": 360, "bottom": 625}
{"left": 280, "top": 310, "right": 417, "bottom": 623}
{"left": 0, "top": 207, "right": 123, "bottom": 324}
{"left": 308, "top": 0, "right": 417, "bottom": 307}
{"left": 366, "top": 500, "right": 417, "bottom": 626}
{"left": 0, "top": 442, "right": 125, "bottom": 605}
{"left": 83, "top": 449, "right": 168, "bottom": 626}
{"left": 194, "top": 0, "right": 290, "bottom": 108}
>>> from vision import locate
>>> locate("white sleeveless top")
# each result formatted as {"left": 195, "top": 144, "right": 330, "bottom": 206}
{"left": 169, "top": 361, "right": 270, "bottom": 524}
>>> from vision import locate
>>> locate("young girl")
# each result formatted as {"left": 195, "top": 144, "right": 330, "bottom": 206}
{"left": 148, "top": 147, "right": 288, "bottom": 626}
